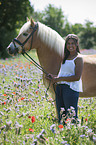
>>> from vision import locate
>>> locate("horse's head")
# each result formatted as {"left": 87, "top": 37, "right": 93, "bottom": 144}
{"left": 7, "top": 18, "right": 38, "bottom": 56}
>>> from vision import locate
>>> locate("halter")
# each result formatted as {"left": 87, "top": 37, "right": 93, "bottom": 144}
{"left": 13, "top": 23, "right": 38, "bottom": 53}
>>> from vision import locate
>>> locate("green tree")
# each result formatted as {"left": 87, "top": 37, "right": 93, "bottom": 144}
{"left": 63, "top": 22, "right": 73, "bottom": 37}
{"left": 0, "top": 0, "right": 34, "bottom": 58}
{"left": 41, "top": 4, "right": 65, "bottom": 36}
{"left": 32, "top": 11, "right": 45, "bottom": 22}
{"left": 71, "top": 23, "right": 84, "bottom": 35}
{"left": 0, "top": 0, "right": 34, "bottom": 30}
{"left": 79, "top": 20, "right": 96, "bottom": 49}
{"left": 62, "top": 22, "right": 84, "bottom": 37}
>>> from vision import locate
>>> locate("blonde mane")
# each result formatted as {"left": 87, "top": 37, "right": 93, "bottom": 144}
{"left": 19, "top": 21, "right": 65, "bottom": 57}
{"left": 19, "top": 21, "right": 31, "bottom": 34}
{"left": 37, "top": 22, "right": 65, "bottom": 57}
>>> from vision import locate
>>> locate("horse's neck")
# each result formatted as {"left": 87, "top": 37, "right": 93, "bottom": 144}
{"left": 36, "top": 45, "right": 63, "bottom": 75}
{"left": 35, "top": 22, "right": 64, "bottom": 75}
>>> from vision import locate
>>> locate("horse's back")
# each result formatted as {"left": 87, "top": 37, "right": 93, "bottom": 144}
{"left": 80, "top": 54, "right": 96, "bottom": 97}
{"left": 82, "top": 54, "right": 96, "bottom": 63}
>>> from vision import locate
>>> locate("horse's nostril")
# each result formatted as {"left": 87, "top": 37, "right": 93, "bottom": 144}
{"left": 8, "top": 47, "right": 11, "bottom": 51}
{"left": 7, "top": 46, "right": 13, "bottom": 54}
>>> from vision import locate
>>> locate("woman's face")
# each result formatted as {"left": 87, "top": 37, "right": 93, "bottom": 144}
{"left": 66, "top": 39, "right": 77, "bottom": 53}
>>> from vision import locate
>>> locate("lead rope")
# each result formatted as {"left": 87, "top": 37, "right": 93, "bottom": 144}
{"left": 22, "top": 50, "right": 48, "bottom": 75}
{"left": 22, "top": 50, "right": 54, "bottom": 101}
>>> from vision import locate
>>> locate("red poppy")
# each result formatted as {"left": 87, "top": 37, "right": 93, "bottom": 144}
{"left": 1, "top": 102, "right": 6, "bottom": 105}
{"left": 35, "top": 91, "right": 38, "bottom": 94}
{"left": 29, "top": 128, "right": 34, "bottom": 132}
{"left": 65, "top": 118, "right": 71, "bottom": 124}
{"left": 85, "top": 118, "right": 88, "bottom": 122}
{"left": 21, "top": 97, "right": 24, "bottom": 100}
{"left": 3, "top": 94, "right": 7, "bottom": 96}
{"left": 31, "top": 116, "right": 35, "bottom": 123}
{"left": 58, "top": 124, "right": 64, "bottom": 129}
{"left": 66, "top": 118, "right": 71, "bottom": 122}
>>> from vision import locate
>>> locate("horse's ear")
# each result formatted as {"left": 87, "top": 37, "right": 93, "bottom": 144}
{"left": 27, "top": 17, "right": 30, "bottom": 22}
{"left": 30, "top": 17, "right": 35, "bottom": 27}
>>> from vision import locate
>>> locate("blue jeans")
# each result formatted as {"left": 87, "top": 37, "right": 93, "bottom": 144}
{"left": 55, "top": 84, "right": 79, "bottom": 123}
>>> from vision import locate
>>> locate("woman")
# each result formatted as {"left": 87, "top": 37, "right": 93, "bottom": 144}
{"left": 46, "top": 34, "right": 83, "bottom": 123}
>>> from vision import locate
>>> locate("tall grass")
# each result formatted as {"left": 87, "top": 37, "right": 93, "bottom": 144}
{"left": 0, "top": 51, "right": 96, "bottom": 145}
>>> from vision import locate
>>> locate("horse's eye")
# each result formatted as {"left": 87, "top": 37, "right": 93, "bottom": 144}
{"left": 23, "top": 33, "right": 28, "bottom": 36}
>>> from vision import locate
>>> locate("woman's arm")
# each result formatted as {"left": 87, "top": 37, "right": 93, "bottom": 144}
{"left": 46, "top": 57, "right": 83, "bottom": 83}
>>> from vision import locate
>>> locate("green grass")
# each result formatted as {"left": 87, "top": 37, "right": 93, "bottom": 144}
{"left": 0, "top": 51, "right": 96, "bottom": 145}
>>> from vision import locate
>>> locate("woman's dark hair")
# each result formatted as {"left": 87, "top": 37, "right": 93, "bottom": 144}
{"left": 62, "top": 34, "right": 80, "bottom": 64}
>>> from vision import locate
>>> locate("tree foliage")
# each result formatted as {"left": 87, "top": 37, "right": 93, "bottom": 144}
{"left": 40, "top": 4, "right": 65, "bottom": 36}
{"left": 0, "top": 0, "right": 34, "bottom": 30}
{"left": 0, "top": 0, "right": 34, "bottom": 58}
{"left": 79, "top": 21, "right": 96, "bottom": 49}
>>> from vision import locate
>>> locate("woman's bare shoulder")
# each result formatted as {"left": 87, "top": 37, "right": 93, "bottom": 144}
{"left": 77, "top": 53, "right": 83, "bottom": 60}
{"left": 75, "top": 54, "right": 84, "bottom": 64}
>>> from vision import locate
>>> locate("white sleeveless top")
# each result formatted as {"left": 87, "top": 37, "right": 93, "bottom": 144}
{"left": 57, "top": 57, "right": 83, "bottom": 92}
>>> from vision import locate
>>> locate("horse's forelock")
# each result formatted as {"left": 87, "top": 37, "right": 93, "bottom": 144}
{"left": 19, "top": 21, "right": 31, "bottom": 35}
{"left": 37, "top": 22, "right": 65, "bottom": 57}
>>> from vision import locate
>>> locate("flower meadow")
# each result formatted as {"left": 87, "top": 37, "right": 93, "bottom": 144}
{"left": 0, "top": 51, "right": 96, "bottom": 145}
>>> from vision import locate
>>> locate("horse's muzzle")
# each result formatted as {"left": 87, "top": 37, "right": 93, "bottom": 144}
{"left": 7, "top": 45, "right": 19, "bottom": 56}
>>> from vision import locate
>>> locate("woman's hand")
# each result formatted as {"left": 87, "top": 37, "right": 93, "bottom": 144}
{"left": 45, "top": 74, "right": 57, "bottom": 84}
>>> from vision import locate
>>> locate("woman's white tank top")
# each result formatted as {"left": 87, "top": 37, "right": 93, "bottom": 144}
{"left": 58, "top": 56, "right": 83, "bottom": 92}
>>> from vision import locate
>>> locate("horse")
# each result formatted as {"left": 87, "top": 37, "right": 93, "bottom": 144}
{"left": 7, "top": 18, "right": 96, "bottom": 100}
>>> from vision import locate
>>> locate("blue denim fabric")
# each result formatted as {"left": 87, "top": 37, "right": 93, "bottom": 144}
{"left": 55, "top": 84, "right": 79, "bottom": 123}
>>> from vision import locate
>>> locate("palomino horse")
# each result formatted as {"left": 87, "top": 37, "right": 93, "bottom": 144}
{"left": 7, "top": 18, "right": 96, "bottom": 100}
